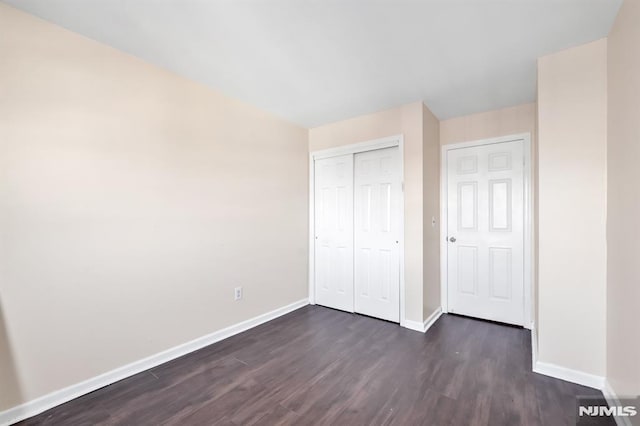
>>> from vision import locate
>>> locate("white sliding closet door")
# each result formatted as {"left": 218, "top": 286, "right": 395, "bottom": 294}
{"left": 354, "top": 147, "right": 401, "bottom": 323}
{"left": 314, "top": 154, "right": 354, "bottom": 312}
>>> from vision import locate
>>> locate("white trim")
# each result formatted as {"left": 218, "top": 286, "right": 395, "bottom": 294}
{"left": 0, "top": 299, "right": 309, "bottom": 426}
{"left": 602, "top": 380, "right": 632, "bottom": 426}
{"left": 440, "top": 144, "right": 449, "bottom": 313}
{"left": 403, "top": 308, "right": 443, "bottom": 333}
{"left": 311, "top": 135, "right": 401, "bottom": 160}
{"left": 397, "top": 137, "right": 406, "bottom": 328}
{"left": 403, "top": 319, "right": 426, "bottom": 333}
{"left": 439, "top": 133, "right": 533, "bottom": 328}
{"left": 522, "top": 135, "right": 533, "bottom": 329}
{"left": 308, "top": 154, "right": 316, "bottom": 305}
{"left": 530, "top": 321, "right": 609, "bottom": 392}
{"left": 423, "top": 308, "right": 443, "bottom": 333}
{"left": 531, "top": 321, "right": 538, "bottom": 372}
{"left": 309, "top": 135, "right": 407, "bottom": 328}
{"left": 533, "top": 361, "right": 605, "bottom": 390}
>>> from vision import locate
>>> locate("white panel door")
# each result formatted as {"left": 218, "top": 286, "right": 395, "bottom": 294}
{"left": 447, "top": 140, "right": 524, "bottom": 325}
{"left": 314, "top": 154, "right": 354, "bottom": 312}
{"left": 354, "top": 147, "right": 401, "bottom": 323}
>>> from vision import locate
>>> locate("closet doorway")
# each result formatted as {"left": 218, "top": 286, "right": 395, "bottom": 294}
{"left": 309, "top": 136, "right": 404, "bottom": 324}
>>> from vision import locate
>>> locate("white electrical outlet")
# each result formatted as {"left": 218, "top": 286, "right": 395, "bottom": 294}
{"left": 234, "top": 287, "right": 243, "bottom": 301}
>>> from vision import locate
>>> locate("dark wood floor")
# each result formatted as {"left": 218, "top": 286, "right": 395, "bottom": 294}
{"left": 18, "top": 306, "right": 613, "bottom": 425}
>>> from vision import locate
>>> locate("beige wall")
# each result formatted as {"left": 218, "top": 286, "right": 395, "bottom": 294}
{"left": 607, "top": 0, "right": 640, "bottom": 397}
{"left": 422, "top": 105, "right": 441, "bottom": 319}
{"left": 0, "top": 302, "right": 21, "bottom": 410}
{"left": 0, "top": 3, "right": 308, "bottom": 410}
{"left": 440, "top": 103, "right": 536, "bottom": 146}
{"left": 309, "top": 101, "right": 436, "bottom": 323}
{"left": 537, "top": 39, "right": 608, "bottom": 377}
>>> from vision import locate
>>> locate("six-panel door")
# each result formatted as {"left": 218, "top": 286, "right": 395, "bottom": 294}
{"left": 314, "top": 154, "right": 355, "bottom": 312}
{"left": 354, "top": 147, "right": 401, "bottom": 323}
{"left": 447, "top": 140, "right": 525, "bottom": 326}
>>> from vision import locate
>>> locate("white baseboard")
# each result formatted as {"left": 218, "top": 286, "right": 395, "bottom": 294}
{"left": 530, "top": 322, "right": 538, "bottom": 370}
{"left": 0, "top": 298, "right": 309, "bottom": 426}
{"left": 402, "top": 319, "right": 425, "bottom": 332}
{"left": 529, "top": 322, "right": 605, "bottom": 390}
{"left": 602, "top": 380, "right": 633, "bottom": 426}
{"left": 423, "top": 308, "right": 443, "bottom": 333}
{"left": 403, "top": 307, "right": 442, "bottom": 333}
{"left": 533, "top": 360, "right": 605, "bottom": 390}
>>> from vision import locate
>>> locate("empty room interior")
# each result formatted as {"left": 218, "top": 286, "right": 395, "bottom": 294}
{"left": 0, "top": 0, "right": 639, "bottom": 425}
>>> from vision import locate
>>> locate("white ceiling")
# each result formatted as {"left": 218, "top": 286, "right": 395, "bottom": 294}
{"left": 3, "top": 0, "right": 622, "bottom": 127}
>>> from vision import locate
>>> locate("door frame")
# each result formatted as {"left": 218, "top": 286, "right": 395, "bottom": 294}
{"left": 440, "top": 133, "right": 533, "bottom": 329}
{"left": 309, "top": 135, "right": 406, "bottom": 327}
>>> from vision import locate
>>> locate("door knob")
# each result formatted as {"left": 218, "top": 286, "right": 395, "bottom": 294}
{"left": 449, "top": 237, "right": 457, "bottom": 243}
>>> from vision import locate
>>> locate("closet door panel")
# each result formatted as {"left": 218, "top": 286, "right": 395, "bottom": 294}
{"left": 354, "top": 147, "right": 401, "bottom": 322}
{"left": 314, "top": 154, "right": 354, "bottom": 312}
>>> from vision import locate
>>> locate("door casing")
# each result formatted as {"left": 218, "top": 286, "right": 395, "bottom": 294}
{"left": 440, "top": 133, "right": 534, "bottom": 329}
{"left": 309, "top": 135, "right": 406, "bottom": 327}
